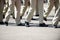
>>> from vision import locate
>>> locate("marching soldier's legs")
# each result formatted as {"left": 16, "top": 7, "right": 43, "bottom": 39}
{"left": 20, "top": 5, "right": 27, "bottom": 19}
{"left": 44, "top": 4, "right": 53, "bottom": 18}
{"left": 4, "top": 6, "right": 11, "bottom": 26}
{"left": 20, "top": 0, "right": 30, "bottom": 19}
{"left": 0, "top": 0, "right": 5, "bottom": 24}
{"left": 15, "top": 0, "right": 24, "bottom": 26}
{"left": 4, "top": 0, "right": 14, "bottom": 26}
{"left": 3, "top": 0, "right": 9, "bottom": 18}
{"left": 43, "top": 0, "right": 57, "bottom": 21}
{"left": 52, "top": 8, "right": 60, "bottom": 28}
{"left": 52, "top": 0, "right": 59, "bottom": 28}
{"left": 25, "top": 8, "right": 34, "bottom": 27}
{"left": 44, "top": 0, "right": 59, "bottom": 21}
{"left": 25, "top": 0, "right": 36, "bottom": 27}
{"left": 10, "top": 2, "right": 15, "bottom": 19}
{"left": 26, "top": 7, "right": 34, "bottom": 22}
{"left": 5, "top": 0, "right": 15, "bottom": 19}
{"left": 0, "top": 6, "right": 4, "bottom": 24}
{"left": 5, "top": 6, "right": 11, "bottom": 22}
{"left": 14, "top": 0, "right": 21, "bottom": 25}
{"left": 38, "top": 0, "right": 43, "bottom": 24}
{"left": 3, "top": 5, "right": 9, "bottom": 18}
{"left": 44, "top": 0, "right": 54, "bottom": 18}
{"left": 35, "top": 0, "right": 39, "bottom": 16}
{"left": 5, "top": 0, "right": 24, "bottom": 26}
{"left": 38, "top": 0, "right": 48, "bottom": 27}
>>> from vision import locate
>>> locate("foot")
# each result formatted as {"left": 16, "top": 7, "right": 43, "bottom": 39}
{"left": 43, "top": 17, "right": 47, "bottom": 21}
{"left": 4, "top": 22, "right": 8, "bottom": 26}
{"left": 54, "top": 25, "right": 58, "bottom": 28}
{"left": 25, "top": 21, "right": 30, "bottom": 27}
{"left": 35, "top": 14, "right": 39, "bottom": 16}
{"left": 13, "top": 16, "right": 15, "bottom": 19}
{"left": 17, "top": 23, "right": 25, "bottom": 26}
{"left": 39, "top": 23, "right": 48, "bottom": 27}
{"left": 0, "top": 22, "right": 4, "bottom": 25}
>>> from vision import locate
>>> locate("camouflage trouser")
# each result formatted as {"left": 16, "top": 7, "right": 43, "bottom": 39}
{"left": 20, "top": 0, "right": 30, "bottom": 17}
{"left": 44, "top": 0, "right": 59, "bottom": 18}
{"left": 52, "top": 8, "right": 60, "bottom": 25}
{"left": 5, "top": 0, "right": 21, "bottom": 25}
{"left": 26, "top": 0, "right": 37, "bottom": 22}
{"left": 3, "top": 0, "right": 14, "bottom": 18}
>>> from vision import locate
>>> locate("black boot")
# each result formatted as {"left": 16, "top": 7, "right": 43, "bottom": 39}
{"left": 4, "top": 22, "right": 8, "bottom": 26}
{"left": 53, "top": 22, "right": 60, "bottom": 28}
{"left": 39, "top": 23, "right": 48, "bottom": 27}
{"left": 13, "top": 16, "right": 15, "bottom": 19}
{"left": 54, "top": 25, "right": 57, "bottom": 28}
{"left": 25, "top": 21, "right": 30, "bottom": 27}
{"left": 0, "top": 22, "right": 4, "bottom": 25}
{"left": 17, "top": 23, "right": 25, "bottom": 26}
{"left": 43, "top": 17, "right": 47, "bottom": 21}
{"left": 35, "top": 14, "right": 39, "bottom": 16}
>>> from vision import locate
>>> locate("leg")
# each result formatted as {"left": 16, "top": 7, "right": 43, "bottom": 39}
{"left": 35, "top": 0, "right": 39, "bottom": 16}
{"left": 15, "top": 0, "right": 24, "bottom": 26}
{"left": 20, "top": 0, "right": 30, "bottom": 19}
{"left": 38, "top": 0, "right": 48, "bottom": 27}
{"left": 52, "top": 8, "right": 60, "bottom": 28}
{"left": 3, "top": 0, "right": 9, "bottom": 18}
{"left": 0, "top": 0, "right": 5, "bottom": 24}
{"left": 10, "top": 1, "right": 15, "bottom": 19}
{"left": 44, "top": 0, "right": 54, "bottom": 18}
{"left": 4, "top": 0, "right": 13, "bottom": 26}
{"left": 25, "top": 0, "right": 36, "bottom": 27}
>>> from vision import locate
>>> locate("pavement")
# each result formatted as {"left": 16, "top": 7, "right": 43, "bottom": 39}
{"left": 0, "top": 3, "right": 60, "bottom": 40}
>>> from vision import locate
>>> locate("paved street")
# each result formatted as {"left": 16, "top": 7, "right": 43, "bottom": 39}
{"left": 0, "top": 3, "right": 60, "bottom": 40}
